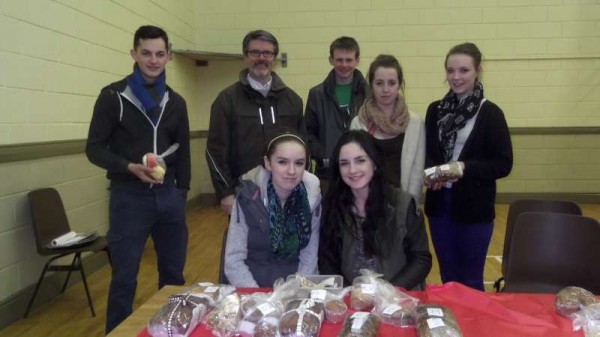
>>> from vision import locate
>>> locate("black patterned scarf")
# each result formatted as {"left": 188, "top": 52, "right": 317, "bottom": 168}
{"left": 267, "top": 178, "right": 312, "bottom": 259}
{"left": 437, "top": 81, "right": 484, "bottom": 162}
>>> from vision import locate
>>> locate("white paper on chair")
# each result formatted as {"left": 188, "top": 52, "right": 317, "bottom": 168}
{"left": 47, "top": 231, "right": 97, "bottom": 248}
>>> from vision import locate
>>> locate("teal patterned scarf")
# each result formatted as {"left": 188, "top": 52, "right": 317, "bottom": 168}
{"left": 267, "top": 178, "right": 312, "bottom": 259}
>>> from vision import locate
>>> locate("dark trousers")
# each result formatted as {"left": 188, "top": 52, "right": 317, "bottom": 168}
{"left": 105, "top": 183, "right": 188, "bottom": 334}
{"left": 427, "top": 189, "right": 493, "bottom": 291}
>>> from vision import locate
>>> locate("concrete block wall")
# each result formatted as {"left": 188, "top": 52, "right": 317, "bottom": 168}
{"left": 195, "top": 0, "right": 600, "bottom": 194}
{"left": 0, "top": 0, "right": 203, "bottom": 305}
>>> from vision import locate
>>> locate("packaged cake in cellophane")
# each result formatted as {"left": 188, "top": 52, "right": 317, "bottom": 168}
{"left": 571, "top": 303, "right": 600, "bottom": 337}
{"left": 147, "top": 294, "right": 209, "bottom": 337}
{"left": 414, "top": 304, "right": 462, "bottom": 337}
{"left": 279, "top": 304, "right": 323, "bottom": 337}
{"left": 555, "top": 286, "right": 600, "bottom": 337}
{"left": 371, "top": 280, "right": 419, "bottom": 327}
{"left": 337, "top": 312, "right": 381, "bottom": 337}
{"left": 423, "top": 162, "right": 463, "bottom": 186}
{"left": 181, "top": 282, "right": 235, "bottom": 309}
{"left": 203, "top": 293, "right": 242, "bottom": 337}
{"left": 350, "top": 269, "right": 383, "bottom": 311}
{"left": 236, "top": 292, "right": 284, "bottom": 337}
{"left": 555, "top": 286, "right": 599, "bottom": 317}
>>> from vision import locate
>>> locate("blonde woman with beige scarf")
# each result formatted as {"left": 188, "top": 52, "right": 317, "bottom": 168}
{"left": 350, "top": 54, "right": 425, "bottom": 201}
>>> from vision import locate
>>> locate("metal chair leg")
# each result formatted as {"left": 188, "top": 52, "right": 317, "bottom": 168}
{"left": 61, "top": 253, "right": 79, "bottom": 293}
{"left": 24, "top": 255, "right": 59, "bottom": 318}
{"left": 78, "top": 255, "right": 95, "bottom": 317}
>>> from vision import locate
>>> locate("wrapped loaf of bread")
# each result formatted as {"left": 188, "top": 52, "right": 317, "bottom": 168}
{"left": 424, "top": 162, "right": 463, "bottom": 186}
{"left": 415, "top": 304, "right": 462, "bottom": 337}
{"left": 147, "top": 295, "right": 208, "bottom": 337}
{"left": 555, "top": 286, "right": 599, "bottom": 317}
{"left": 182, "top": 282, "right": 235, "bottom": 308}
{"left": 279, "top": 308, "right": 322, "bottom": 337}
{"left": 337, "top": 312, "right": 380, "bottom": 337}
{"left": 204, "top": 293, "right": 242, "bottom": 337}
{"left": 285, "top": 299, "right": 325, "bottom": 321}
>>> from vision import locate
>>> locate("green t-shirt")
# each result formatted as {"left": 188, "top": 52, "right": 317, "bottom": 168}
{"left": 335, "top": 84, "right": 352, "bottom": 113}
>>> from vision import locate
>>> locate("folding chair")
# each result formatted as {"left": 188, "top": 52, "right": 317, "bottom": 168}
{"left": 25, "top": 188, "right": 110, "bottom": 317}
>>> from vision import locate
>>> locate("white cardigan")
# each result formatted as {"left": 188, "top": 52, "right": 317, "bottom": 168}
{"left": 350, "top": 111, "right": 425, "bottom": 201}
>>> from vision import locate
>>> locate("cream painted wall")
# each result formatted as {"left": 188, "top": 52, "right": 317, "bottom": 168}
{"left": 0, "top": 0, "right": 205, "bottom": 302}
{"left": 195, "top": 0, "right": 600, "bottom": 195}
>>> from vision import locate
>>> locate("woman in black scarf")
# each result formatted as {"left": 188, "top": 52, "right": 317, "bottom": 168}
{"left": 424, "top": 42, "right": 513, "bottom": 291}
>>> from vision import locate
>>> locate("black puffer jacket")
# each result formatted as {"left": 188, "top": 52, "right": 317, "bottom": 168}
{"left": 305, "top": 69, "right": 367, "bottom": 178}
{"left": 86, "top": 77, "right": 191, "bottom": 189}
{"left": 206, "top": 70, "right": 305, "bottom": 199}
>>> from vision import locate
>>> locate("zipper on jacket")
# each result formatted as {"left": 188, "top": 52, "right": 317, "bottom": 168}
{"left": 270, "top": 106, "right": 275, "bottom": 124}
{"left": 258, "top": 107, "right": 264, "bottom": 125}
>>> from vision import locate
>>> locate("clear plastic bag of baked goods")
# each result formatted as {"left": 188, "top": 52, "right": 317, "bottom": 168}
{"left": 180, "top": 282, "right": 235, "bottom": 309}
{"left": 555, "top": 286, "right": 599, "bottom": 317}
{"left": 279, "top": 306, "right": 323, "bottom": 337}
{"left": 236, "top": 293, "right": 284, "bottom": 337}
{"left": 423, "top": 162, "right": 463, "bottom": 186}
{"left": 203, "top": 292, "right": 242, "bottom": 337}
{"left": 143, "top": 143, "right": 179, "bottom": 183}
{"left": 147, "top": 294, "right": 208, "bottom": 337}
{"left": 414, "top": 304, "right": 462, "bottom": 337}
{"left": 310, "top": 287, "right": 351, "bottom": 324}
{"left": 338, "top": 312, "right": 381, "bottom": 337}
{"left": 350, "top": 269, "right": 384, "bottom": 311}
{"left": 372, "top": 282, "right": 420, "bottom": 327}
{"left": 571, "top": 303, "right": 600, "bottom": 337}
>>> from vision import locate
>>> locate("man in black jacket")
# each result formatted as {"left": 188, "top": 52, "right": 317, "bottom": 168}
{"left": 304, "top": 37, "right": 367, "bottom": 192}
{"left": 86, "top": 25, "right": 191, "bottom": 334}
{"left": 206, "top": 30, "right": 305, "bottom": 214}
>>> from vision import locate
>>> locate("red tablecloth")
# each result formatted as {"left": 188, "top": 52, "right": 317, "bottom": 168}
{"left": 137, "top": 282, "right": 583, "bottom": 337}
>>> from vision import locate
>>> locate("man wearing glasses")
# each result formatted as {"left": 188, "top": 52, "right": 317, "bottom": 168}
{"left": 206, "top": 30, "right": 305, "bottom": 214}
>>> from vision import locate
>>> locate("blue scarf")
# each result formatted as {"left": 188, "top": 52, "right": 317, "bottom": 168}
{"left": 126, "top": 64, "right": 166, "bottom": 125}
{"left": 267, "top": 178, "right": 312, "bottom": 259}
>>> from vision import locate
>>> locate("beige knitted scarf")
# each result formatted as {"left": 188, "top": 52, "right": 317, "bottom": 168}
{"left": 358, "top": 96, "right": 409, "bottom": 136}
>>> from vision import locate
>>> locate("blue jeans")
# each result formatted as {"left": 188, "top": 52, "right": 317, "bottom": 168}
{"left": 427, "top": 189, "right": 493, "bottom": 291}
{"left": 105, "top": 183, "right": 188, "bottom": 334}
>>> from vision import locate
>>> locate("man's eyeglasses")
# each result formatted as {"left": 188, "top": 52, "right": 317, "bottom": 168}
{"left": 247, "top": 50, "right": 276, "bottom": 58}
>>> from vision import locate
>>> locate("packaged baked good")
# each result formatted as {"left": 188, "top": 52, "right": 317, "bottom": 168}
{"left": 416, "top": 317, "right": 463, "bottom": 337}
{"left": 372, "top": 281, "right": 419, "bottom": 327}
{"left": 555, "top": 286, "right": 599, "bottom": 317}
{"left": 204, "top": 293, "right": 242, "bottom": 337}
{"left": 350, "top": 270, "right": 382, "bottom": 311}
{"left": 324, "top": 299, "right": 348, "bottom": 323}
{"left": 147, "top": 294, "right": 208, "bottom": 337}
{"left": 415, "top": 304, "right": 462, "bottom": 337}
{"left": 279, "top": 308, "right": 322, "bottom": 337}
{"left": 285, "top": 299, "right": 325, "bottom": 321}
{"left": 337, "top": 312, "right": 380, "bottom": 337}
{"left": 424, "top": 162, "right": 463, "bottom": 186}
{"left": 181, "top": 282, "right": 235, "bottom": 308}
{"left": 571, "top": 302, "right": 600, "bottom": 337}
{"left": 237, "top": 295, "right": 284, "bottom": 337}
